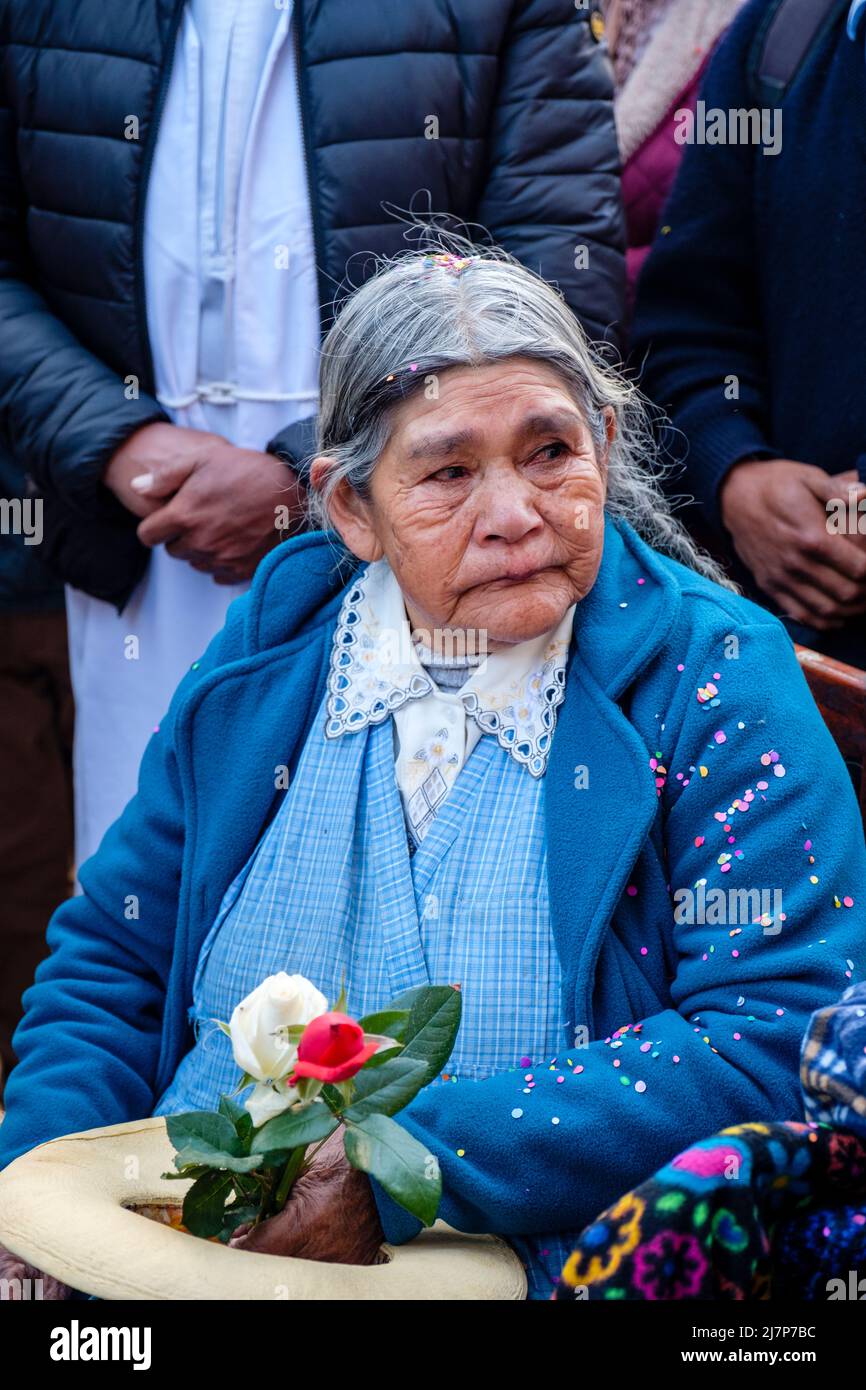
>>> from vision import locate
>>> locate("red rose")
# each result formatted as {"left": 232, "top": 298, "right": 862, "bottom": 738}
{"left": 291, "top": 1012, "right": 380, "bottom": 1084}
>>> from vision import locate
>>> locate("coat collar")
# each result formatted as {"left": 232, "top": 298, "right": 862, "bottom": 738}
{"left": 568, "top": 512, "right": 682, "bottom": 698}
{"left": 544, "top": 517, "right": 681, "bottom": 1035}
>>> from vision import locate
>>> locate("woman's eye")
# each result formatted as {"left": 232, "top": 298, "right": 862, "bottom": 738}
{"left": 428, "top": 464, "right": 468, "bottom": 482}
{"left": 532, "top": 442, "right": 569, "bottom": 465}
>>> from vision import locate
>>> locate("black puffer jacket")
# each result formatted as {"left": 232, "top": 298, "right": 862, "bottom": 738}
{"left": 0, "top": 0, "right": 625, "bottom": 610}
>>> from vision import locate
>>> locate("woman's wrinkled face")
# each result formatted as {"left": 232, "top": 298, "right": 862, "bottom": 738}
{"left": 317, "top": 359, "right": 612, "bottom": 647}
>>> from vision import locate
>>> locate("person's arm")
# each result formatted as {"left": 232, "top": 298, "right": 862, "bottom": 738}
{"left": 371, "top": 616, "right": 866, "bottom": 1243}
{"left": 0, "top": 588, "right": 252, "bottom": 1171}
{"left": 476, "top": 0, "right": 626, "bottom": 350}
{"left": 0, "top": 80, "right": 168, "bottom": 521}
{"left": 630, "top": 1, "right": 774, "bottom": 524}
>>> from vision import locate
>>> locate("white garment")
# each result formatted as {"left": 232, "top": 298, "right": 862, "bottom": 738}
{"left": 67, "top": 0, "right": 320, "bottom": 867}
{"left": 324, "top": 558, "right": 575, "bottom": 843}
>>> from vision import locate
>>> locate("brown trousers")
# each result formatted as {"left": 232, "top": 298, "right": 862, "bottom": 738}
{"left": 0, "top": 610, "right": 74, "bottom": 1099}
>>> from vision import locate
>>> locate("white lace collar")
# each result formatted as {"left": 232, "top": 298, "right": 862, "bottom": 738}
{"left": 324, "top": 558, "right": 573, "bottom": 779}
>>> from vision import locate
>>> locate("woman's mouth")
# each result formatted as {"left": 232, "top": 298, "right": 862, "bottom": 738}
{"left": 487, "top": 565, "right": 552, "bottom": 585}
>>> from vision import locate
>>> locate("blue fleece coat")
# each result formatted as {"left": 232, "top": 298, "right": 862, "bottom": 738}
{"left": 1, "top": 518, "right": 864, "bottom": 1251}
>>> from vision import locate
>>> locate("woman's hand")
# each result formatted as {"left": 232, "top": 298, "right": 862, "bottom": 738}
{"left": 229, "top": 1130, "right": 385, "bottom": 1264}
{"left": 0, "top": 1242, "right": 72, "bottom": 1299}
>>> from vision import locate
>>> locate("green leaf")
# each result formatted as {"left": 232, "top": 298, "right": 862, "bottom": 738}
{"left": 332, "top": 974, "right": 348, "bottom": 1015}
{"left": 175, "top": 1147, "right": 266, "bottom": 1175}
{"left": 384, "top": 986, "right": 427, "bottom": 1013}
{"left": 218, "top": 1202, "right": 260, "bottom": 1243}
{"left": 253, "top": 1101, "right": 337, "bottom": 1154}
{"left": 218, "top": 1095, "right": 253, "bottom": 1147}
{"left": 356, "top": 1009, "right": 410, "bottom": 1040}
{"left": 167, "top": 1110, "right": 265, "bottom": 1173}
{"left": 392, "top": 986, "right": 462, "bottom": 1085}
{"left": 167, "top": 1110, "right": 242, "bottom": 1155}
{"left": 360, "top": 1046, "right": 405, "bottom": 1071}
{"left": 272, "top": 1024, "right": 307, "bottom": 1045}
{"left": 218, "top": 1094, "right": 246, "bottom": 1127}
{"left": 344, "top": 1056, "right": 429, "bottom": 1120}
{"left": 344, "top": 1114, "right": 440, "bottom": 1227}
{"left": 228, "top": 1071, "right": 259, "bottom": 1096}
{"left": 160, "top": 1166, "right": 211, "bottom": 1181}
{"left": 181, "top": 1171, "right": 235, "bottom": 1238}
{"left": 336, "top": 1080, "right": 354, "bottom": 1105}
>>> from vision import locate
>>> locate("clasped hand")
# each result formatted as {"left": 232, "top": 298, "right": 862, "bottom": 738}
{"left": 103, "top": 422, "right": 307, "bottom": 585}
{"left": 720, "top": 459, "right": 866, "bottom": 631}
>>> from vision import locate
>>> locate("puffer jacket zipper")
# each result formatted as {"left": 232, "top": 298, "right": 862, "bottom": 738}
{"left": 133, "top": 0, "right": 187, "bottom": 394}
{"left": 292, "top": 0, "right": 327, "bottom": 333}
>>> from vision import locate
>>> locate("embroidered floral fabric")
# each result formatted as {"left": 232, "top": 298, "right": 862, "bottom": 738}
{"left": 555, "top": 986, "right": 866, "bottom": 1299}
{"left": 554, "top": 1119, "right": 866, "bottom": 1300}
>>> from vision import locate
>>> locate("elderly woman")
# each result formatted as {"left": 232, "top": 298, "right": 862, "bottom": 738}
{"left": 0, "top": 248, "right": 863, "bottom": 1301}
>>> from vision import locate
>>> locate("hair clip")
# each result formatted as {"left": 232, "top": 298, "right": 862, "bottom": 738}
{"left": 382, "top": 362, "right": 419, "bottom": 385}
{"left": 422, "top": 251, "right": 477, "bottom": 277}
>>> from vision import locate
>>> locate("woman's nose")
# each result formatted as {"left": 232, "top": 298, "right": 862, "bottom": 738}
{"left": 476, "top": 479, "right": 542, "bottom": 544}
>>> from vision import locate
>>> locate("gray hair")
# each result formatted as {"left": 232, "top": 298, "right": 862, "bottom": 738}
{"left": 307, "top": 241, "right": 734, "bottom": 590}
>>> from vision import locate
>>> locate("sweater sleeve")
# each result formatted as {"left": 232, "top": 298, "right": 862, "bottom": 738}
{"left": 373, "top": 616, "right": 866, "bottom": 1244}
{"left": 476, "top": 0, "right": 626, "bottom": 351}
{"left": 630, "top": 1, "right": 778, "bottom": 528}
{"left": 0, "top": 591, "right": 252, "bottom": 1171}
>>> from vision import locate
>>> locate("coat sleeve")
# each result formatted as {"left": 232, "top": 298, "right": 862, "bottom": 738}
{"left": 266, "top": 413, "right": 319, "bottom": 484}
{"left": 476, "top": 0, "right": 625, "bottom": 351}
{"left": 630, "top": 2, "right": 777, "bottom": 529}
{"left": 372, "top": 616, "right": 866, "bottom": 1244}
{"left": 0, "top": 592, "right": 252, "bottom": 1171}
{"left": 0, "top": 87, "right": 168, "bottom": 520}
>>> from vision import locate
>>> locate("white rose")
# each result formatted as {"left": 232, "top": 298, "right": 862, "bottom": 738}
{"left": 228, "top": 972, "right": 328, "bottom": 1084}
{"left": 244, "top": 1080, "right": 299, "bottom": 1128}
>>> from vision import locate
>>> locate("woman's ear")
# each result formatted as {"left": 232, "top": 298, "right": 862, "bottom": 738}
{"left": 309, "top": 457, "right": 384, "bottom": 562}
{"left": 602, "top": 405, "right": 617, "bottom": 456}
{"left": 594, "top": 406, "right": 616, "bottom": 490}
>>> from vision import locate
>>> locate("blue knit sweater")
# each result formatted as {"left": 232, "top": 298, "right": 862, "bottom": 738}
{"left": 1, "top": 519, "right": 864, "bottom": 1255}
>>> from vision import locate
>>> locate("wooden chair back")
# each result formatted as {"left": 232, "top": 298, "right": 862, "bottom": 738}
{"left": 795, "top": 645, "right": 866, "bottom": 833}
